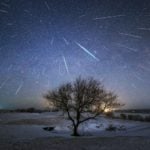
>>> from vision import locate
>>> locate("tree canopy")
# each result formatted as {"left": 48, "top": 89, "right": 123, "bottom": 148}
{"left": 44, "top": 77, "right": 122, "bottom": 136}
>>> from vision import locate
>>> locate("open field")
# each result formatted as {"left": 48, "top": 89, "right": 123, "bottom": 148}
{"left": 0, "top": 112, "right": 150, "bottom": 150}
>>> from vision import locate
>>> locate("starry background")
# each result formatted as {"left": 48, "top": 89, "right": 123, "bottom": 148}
{"left": 0, "top": 0, "right": 150, "bottom": 109}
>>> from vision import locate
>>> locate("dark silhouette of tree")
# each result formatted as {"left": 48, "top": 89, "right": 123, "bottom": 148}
{"left": 44, "top": 77, "right": 121, "bottom": 136}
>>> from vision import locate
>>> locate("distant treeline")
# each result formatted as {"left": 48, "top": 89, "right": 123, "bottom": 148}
{"left": 0, "top": 107, "right": 53, "bottom": 113}
{"left": 105, "top": 111, "right": 150, "bottom": 122}
{"left": 119, "top": 113, "right": 150, "bottom": 122}
{"left": 116, "top": 109, "right": 150, "bottom": 114}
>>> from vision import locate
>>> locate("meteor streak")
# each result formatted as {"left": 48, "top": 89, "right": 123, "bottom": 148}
{"left": 119, "top": 32, "right": 142, "bottom": 39}
{"left": 137, "top": 28, "right": 150, "bottom": 31}
{"left": 1, "top": 2, "right": 10, "bottom": 8}
{"left": 62, "top": 55, "right": 69, "bottom": 74}
{"left": 116, "top": 43, "right": 138, "bottom": 52}
{"left": 93, "top": 15, "right": 125, "bottom": 20}
{"left": 0, "top": 9, "right": 8, "bottom": 13}
{"left": 75, "top": 42, "right": 99, "bottom": 61}
{"left": 0, "top": 78, "right": 9, "bottom": 89}
{"left": 79, "top": 14, "right": 86, "bottom": 18}
{"left": 133, "top": 73, "right": 144, "bottom": 82}
{"left": 62, "top": 37, "right": 69, "bottom": 45}
{"left": 15, "top": 82, "right": 23, "bottom": 95}
{"left": 44, "top": 1, "right": 50, "bottom": 10}
{"left": 50, "top": 37, "right": 54, "bottom": 45}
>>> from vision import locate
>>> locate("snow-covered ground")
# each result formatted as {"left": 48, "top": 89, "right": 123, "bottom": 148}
{"left": 0, "top": 112, "right": 150, "bottom": 150}
{"left": 0, "top": 112, "right": 150, "bottom": 141}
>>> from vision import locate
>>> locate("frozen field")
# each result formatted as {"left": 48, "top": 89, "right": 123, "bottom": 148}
{"left": 0, "top": 112, "right": 150, "bottom": 150}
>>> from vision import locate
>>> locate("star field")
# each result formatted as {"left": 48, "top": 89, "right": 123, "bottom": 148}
{"left": 0, "top": 0, "right": 150, "bottom": 109}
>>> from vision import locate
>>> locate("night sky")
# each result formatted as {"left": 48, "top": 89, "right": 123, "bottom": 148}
{"left": 0, "top": 0, "right": 150, "bottom": 109}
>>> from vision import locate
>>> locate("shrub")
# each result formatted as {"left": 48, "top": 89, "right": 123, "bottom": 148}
{"left": 134, "top": 115, "right": 144, "bottom": 121}
{"left": 43, "top": 127, "right": 55, "bottom": 131}
{"left": 118, "top": 125, "right": 126, "bottom": 131}
{"left": 145, "top": 116, "right": 150, "bottom": 122}
{"left": 106, "top": 124, "right": 117, "bottom": 131}
{"left": 105, "top": 112, "right": 114, "bottom": 118}
{"left": 128, "top": 114, "right": 133, "bottom": 120}
{"left": 26, "top": 107, "right": 35, "bottom": 113}
{"left": 127, "top": 114, "right": 144, "bottom": 121}
{"left": 120, "top": 113, "right": 127, "bottom": 119}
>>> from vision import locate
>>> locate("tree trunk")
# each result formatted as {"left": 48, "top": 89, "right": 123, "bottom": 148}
{"left": 72, "top": 125, "right": 79, "bottom": 136}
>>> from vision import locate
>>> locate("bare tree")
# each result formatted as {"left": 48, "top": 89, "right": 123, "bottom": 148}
{"left": 44, "top": 77, "right": 121, "bottom": 136}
